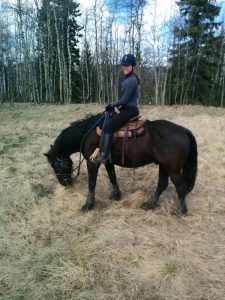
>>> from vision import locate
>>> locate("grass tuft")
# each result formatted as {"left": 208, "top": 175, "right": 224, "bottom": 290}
{"left": 160, "top": 259, "right": 180, "bottom": 279}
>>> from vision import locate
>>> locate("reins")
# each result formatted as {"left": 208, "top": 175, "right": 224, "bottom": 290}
{"left": 73, "top": 112, "right": 109, "bottom": 178}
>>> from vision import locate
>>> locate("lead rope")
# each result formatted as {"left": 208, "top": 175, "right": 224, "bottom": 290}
{"left": 89, "top": 111, "right": 112, "bottom": 162}
{"left": 99, "top": 111, "right": 110, "bottom": 149}
{"left": 73, "top": 112, "right": 109, "bottom": 178}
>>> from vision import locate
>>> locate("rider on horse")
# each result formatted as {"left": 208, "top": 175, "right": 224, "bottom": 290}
{"left": 96, "top": 53, "right": 140, "bottom": 165}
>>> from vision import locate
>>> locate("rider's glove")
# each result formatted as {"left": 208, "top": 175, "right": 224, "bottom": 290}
{"left": 105, "top": 104, "right": 114, "bottom": 112}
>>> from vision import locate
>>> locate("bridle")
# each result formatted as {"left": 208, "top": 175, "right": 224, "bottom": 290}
{"left": 55, "top": 155, "right": 85, "bottom": 179}
{"left": 55, "top": 157, "right": 72, "bottom": 176}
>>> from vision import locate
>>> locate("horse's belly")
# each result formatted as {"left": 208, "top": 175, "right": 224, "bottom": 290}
{"left": 111, "top": 152, "right": 155, "bottom": 168}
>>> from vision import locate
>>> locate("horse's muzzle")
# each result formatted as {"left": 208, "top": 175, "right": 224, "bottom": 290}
{"left": 59, "top": 176, "right": 72, "bottom": 186}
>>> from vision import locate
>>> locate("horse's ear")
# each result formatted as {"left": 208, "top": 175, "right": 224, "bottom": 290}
{"left": 44, "top": 145, "right": 54, "bottom": 159}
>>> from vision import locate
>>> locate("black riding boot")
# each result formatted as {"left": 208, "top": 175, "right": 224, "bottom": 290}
{"left": 96, "top": 133, "right": 113, "bottom": 165}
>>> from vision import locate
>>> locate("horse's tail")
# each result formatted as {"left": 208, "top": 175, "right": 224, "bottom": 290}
{"left": 182, "top": 130, "right": 198, "bottom": 193}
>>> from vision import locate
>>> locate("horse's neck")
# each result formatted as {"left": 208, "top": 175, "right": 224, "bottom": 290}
{"left": 54, "top": 136, "right": 81, "bottom": 157}
{"left": 55, "top": 116, "right": 100, "bottom": 157}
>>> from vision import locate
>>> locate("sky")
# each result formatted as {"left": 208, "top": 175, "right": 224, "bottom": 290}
{"left": 79, "top": 0, "right": 225, "bottom": 24}
{"left": 80, "top": 0, "right": 178, "bottom": 24}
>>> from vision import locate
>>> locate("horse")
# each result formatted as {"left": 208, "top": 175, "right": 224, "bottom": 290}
{"left": 45, "top": 112, "right": 198, "bottom": 215}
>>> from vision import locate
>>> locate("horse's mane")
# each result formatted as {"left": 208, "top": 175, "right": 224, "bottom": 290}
{"left": 50, "top": 112, "right": 104, "bottom": 156}
{"left": 70, "top": 112, "right": 104, "bottom": 130}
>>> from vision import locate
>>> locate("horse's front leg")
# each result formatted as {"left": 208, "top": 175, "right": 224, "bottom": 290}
{"left": 105, "top": 161, "right": 121, "bottom": 201}
{"left": 81, "top": 160, "right": 99, "bottom": 212}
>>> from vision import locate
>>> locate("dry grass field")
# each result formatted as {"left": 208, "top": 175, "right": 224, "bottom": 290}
{"left": 0, "top": 104, "right": 225, "bottom": 300}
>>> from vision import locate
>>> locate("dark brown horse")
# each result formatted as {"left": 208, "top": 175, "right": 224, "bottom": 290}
{"left": 45, "top": 112, "right": 197, "bottom": 215}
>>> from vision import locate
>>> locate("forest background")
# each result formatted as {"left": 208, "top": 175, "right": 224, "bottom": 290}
{"left": 0, "top": 0, "right": 225, "bottom": 107}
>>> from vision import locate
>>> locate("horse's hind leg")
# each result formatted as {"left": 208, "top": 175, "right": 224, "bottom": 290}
{"left": 169, "top": 171, "right": 188, "bottom": 215}
{"left": 105, "top": 161, "right": 121, "bottom": 201}
{"left": 141, "top": 165, "right": 168, "bottom": 210}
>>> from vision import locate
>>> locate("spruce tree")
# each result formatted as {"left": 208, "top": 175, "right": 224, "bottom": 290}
{"left": 166, "top": 0, "right": 223, "bottom": 105}
{"left": 38, "top": 0, "right": 82, "bottom": 103}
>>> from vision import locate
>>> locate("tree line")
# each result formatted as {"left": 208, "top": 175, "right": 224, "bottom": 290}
{"left": 0, "top": 0, "right": 224, "bottom": 107}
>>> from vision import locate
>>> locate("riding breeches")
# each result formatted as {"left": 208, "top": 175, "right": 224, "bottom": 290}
{"left": 104, "top": 107, "right": 139, "bottom": 135}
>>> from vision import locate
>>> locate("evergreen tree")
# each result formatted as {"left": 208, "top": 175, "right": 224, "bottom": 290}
{"left": 166, "top": 0, "right": 223, "bottom": 105}
{"left": 38, "top": 0, "right": 82, "bottom": 103}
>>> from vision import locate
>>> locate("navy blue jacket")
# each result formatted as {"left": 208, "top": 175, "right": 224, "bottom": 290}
{"left": 111, "top": 72, "right": 139, "bottom": 109}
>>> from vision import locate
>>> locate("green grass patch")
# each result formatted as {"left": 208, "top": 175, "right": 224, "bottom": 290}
{"left": 0, "top": 136, "right": 27, "bottom": 155}
{"left": 35, "top": 266, "right": 53, "bottom": 281}
{"left": 160, "top": 259, "right": 180, "bottom": 279}
{"left": 32, "top": 183, "right": 53, "bottom": 199}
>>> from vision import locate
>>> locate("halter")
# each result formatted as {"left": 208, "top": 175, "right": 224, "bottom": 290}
{"left": 55, "top": 157, "right": 72, "bottom": 176}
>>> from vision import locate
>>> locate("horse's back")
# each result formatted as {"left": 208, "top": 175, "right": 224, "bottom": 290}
{"left": 148, "top": 119, "right": 192, "bottom": 143}
{"left": 149, "top": 119, "right": 188, "bottom": 133}
{"left": 145, "top": 119, "right": 192, "bottom": 170}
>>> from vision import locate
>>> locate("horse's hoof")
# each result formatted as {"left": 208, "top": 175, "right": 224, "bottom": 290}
{"left": 110, "top": 191, "right": 122, "bottom": 201}
{"left": 141, "top": 202, "right": 156, "bottom": 211}
{"left": 81, "top": 204, "right": 94, "bottom": 212}
{"left": 141, "top": 202, "right": 150, "bottom": 210}
{"left": 171, "top": 208, "right": 188, "bottom": 217}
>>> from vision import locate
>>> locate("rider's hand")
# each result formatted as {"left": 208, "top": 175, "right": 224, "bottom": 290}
{"left": 105, "top": 104, "right": 114, "bottom": 112}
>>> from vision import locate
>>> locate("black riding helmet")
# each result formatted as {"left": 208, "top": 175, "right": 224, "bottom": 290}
{"left": 120, "top": 54, "right": 136, "bottom": 66}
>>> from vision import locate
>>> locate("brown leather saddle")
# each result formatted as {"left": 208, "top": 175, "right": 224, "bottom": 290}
{"left": 96, "top": 114, "right": 145, "bottom": 138}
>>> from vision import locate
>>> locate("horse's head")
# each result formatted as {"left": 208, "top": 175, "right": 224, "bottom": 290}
{"left": 45, "top": 149, "right": 73, "bottom": 186}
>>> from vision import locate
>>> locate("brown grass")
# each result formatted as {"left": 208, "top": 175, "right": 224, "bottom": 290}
{"left": 0, "top": 103, "right": 225, "bottom": 300}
